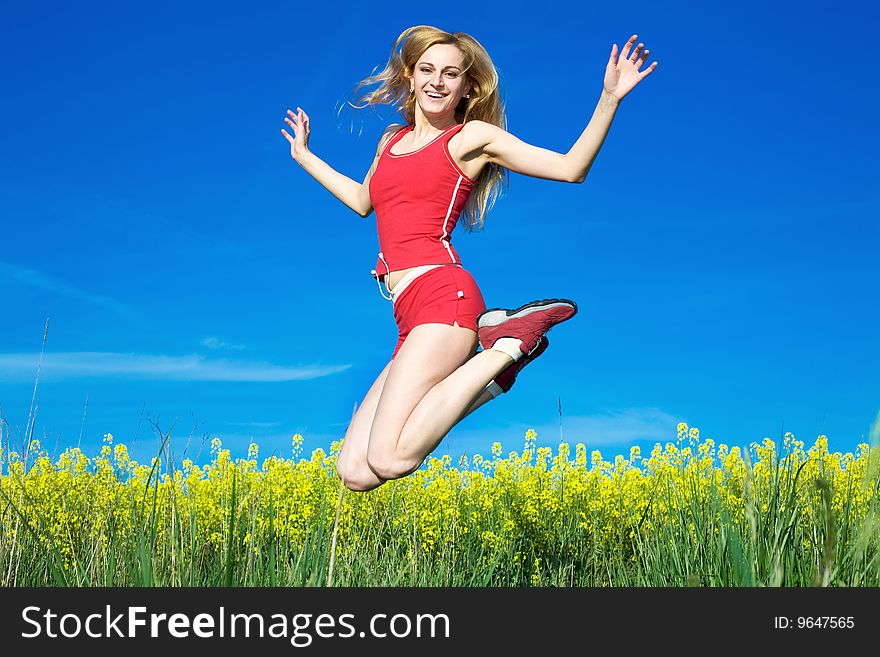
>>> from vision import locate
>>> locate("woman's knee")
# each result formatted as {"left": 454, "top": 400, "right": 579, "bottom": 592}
{"left": 335, "top": 454, "right": 349, "bottom": 481}
{"left": 366, "top": 450, "right": 420, "bottom": 482}
{"left": 342, "top": 475, "right": 383, "bottom": 493}
{"left": 337, "top": 460, "right": 384, "bottom": 492}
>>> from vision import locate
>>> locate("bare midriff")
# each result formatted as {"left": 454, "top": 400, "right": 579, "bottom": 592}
{"left": 383, "top": 269, "right": 419, "bottom": 295}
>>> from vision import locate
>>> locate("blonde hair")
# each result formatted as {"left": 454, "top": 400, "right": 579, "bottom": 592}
{"left": 349, "top": 25, "right": 508, "bottom": 232}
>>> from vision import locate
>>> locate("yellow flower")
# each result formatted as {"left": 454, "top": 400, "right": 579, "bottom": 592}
{"left": 292, "top": 433, "right": 304, "bottom": 458}
{"left": 3, "top": 421, "right": 877, "bottom": 588}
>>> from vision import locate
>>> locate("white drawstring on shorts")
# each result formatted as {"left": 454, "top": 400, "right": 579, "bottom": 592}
{"left": 371, "top": 256, "right": 464, "bottom": 304}
{"left": 370, "top": 252, "right": 393, "bottom": 301}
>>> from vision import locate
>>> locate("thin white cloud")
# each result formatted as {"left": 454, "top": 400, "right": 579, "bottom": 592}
{"left": 173, "top": 408, "right": 683, "bottom": 466}
{"left": 0, "top": 352, "right": 350, "bottom": 382}
{"left": 202, "top": 337, "right": 246, "bottom": 351}
{"left": 0, "top": 260, "right": 131, "bottom": 316}
{"left": 443, "top": 407, "right": 684, "bottom": 455}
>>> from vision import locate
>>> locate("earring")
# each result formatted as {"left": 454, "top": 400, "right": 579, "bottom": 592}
{"left": 465, "top": 94, "right": 471, "bottom": 99}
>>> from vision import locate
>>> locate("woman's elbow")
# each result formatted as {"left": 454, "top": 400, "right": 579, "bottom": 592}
{"left": 356, "top": 186, "right": 374, "bottom": 217}
{"left": 561, "top": 158, "right": 586, "bottom": 184}
{"left": 568, "top": 164, "right": 589, "bottom": 184}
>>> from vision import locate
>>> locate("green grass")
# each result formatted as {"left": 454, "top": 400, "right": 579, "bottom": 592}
{"left": 1, "top": 424, "right": 878, "bottom": 587}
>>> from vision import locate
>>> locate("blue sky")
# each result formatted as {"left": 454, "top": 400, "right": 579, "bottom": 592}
{"left": 1, "top": 0, "right": 877, "bottom": 468}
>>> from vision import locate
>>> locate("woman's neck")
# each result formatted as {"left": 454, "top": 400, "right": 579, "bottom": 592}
{"left": 411, "top": 112, "right": 458, "bottom": 137}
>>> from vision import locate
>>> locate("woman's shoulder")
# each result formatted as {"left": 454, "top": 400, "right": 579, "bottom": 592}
{"left": 384, "top": 122, "right": 408, "bottom": 134}
{"left": 376, "top": 123, "right": 409, "bottom": 152}
{"left": 457, "top": 120, "right": 503, "bottom": 154}
{"left": 460, "top": 119, "right": 502, "bottom": 137}
{"left": 383, "top": 122, "right": 409, "bottom": 140}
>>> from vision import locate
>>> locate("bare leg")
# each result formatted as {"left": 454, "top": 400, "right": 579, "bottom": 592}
{"left": 336, "top": 361, "right": 392, "bottom": 492}
{"left": 367, "top": 323, "right": 513, "bottom": 479}
{"left": 337, "top": 349, "right": 497, "bottom": 490}
{"left": 462, "top": 386, "right": 495, "bottom": 418}
{"left": 395, "top": 350, "right": 512, "bottom": 463}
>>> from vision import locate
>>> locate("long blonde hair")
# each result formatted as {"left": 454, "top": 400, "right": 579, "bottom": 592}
{"left": 349, "top": 25, "right": 508, "bottom": 233}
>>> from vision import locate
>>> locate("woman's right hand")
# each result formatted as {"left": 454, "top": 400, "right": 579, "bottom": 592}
{"left": 281, "top": 107, "right": 310, "bottom": 162}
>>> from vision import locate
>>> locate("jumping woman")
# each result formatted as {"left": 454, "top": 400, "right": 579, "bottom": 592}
{"left": 281, "top": 26, "right": 657, "bottom": 492}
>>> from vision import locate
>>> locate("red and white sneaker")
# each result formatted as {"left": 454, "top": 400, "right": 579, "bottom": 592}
{"left": 476, "top": 298, "right": 577, "bottom": 356}
{"left": 492, "top": 336, "right": 549, "bottom": 394}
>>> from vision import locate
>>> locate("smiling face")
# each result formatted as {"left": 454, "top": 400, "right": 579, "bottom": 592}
{"left": 409, "top": 43, "right": 470, "bottom": 120}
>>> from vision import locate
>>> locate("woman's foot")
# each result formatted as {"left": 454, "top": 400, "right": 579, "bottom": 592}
{"left": 491, "top": 336, "right": 549, "bottom": 394}
{"left": 476, "top": 298, "right": 577, "bottom": 356}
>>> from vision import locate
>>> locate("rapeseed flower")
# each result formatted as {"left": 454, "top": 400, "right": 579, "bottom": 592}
{"left": 1, "top": 424, "right": 877, "bottom": 587}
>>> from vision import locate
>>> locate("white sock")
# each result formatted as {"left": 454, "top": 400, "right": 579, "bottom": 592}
{"left": 490, "top": 337, "right": 524, "bottom": 362}
{"left": 485, "top": 381, "right": 505, "bottom": 399}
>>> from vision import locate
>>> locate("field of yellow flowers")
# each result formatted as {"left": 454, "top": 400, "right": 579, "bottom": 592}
{"left": 1, "top": 422, "right": 878, "bottom": 587}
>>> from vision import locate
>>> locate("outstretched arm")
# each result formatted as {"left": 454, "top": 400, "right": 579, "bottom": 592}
{"left": 473, "top": 35, "right": 658, "bottom": 184}
{"left": 282, "top": 108, "right": 400, "bottom": 218}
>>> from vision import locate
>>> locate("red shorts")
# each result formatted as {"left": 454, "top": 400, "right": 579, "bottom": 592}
{"left": 390, "top": 265, "right": 487, "bottom": 360}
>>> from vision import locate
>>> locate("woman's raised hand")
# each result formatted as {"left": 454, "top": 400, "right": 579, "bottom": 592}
{"left": 604, "top": 35, "right": 658, "bottom": 102}
{"left": 281, "top": 107, "right": 310, "bottom": 162}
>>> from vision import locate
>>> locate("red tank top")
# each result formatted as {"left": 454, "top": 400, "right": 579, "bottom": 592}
{"left": 368, "top": 122, "right": 475, "bottom": 280}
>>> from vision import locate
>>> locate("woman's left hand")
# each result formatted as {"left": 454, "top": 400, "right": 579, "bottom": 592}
{"left": 604, "top": 34, "right": 658, "bottom": 102}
